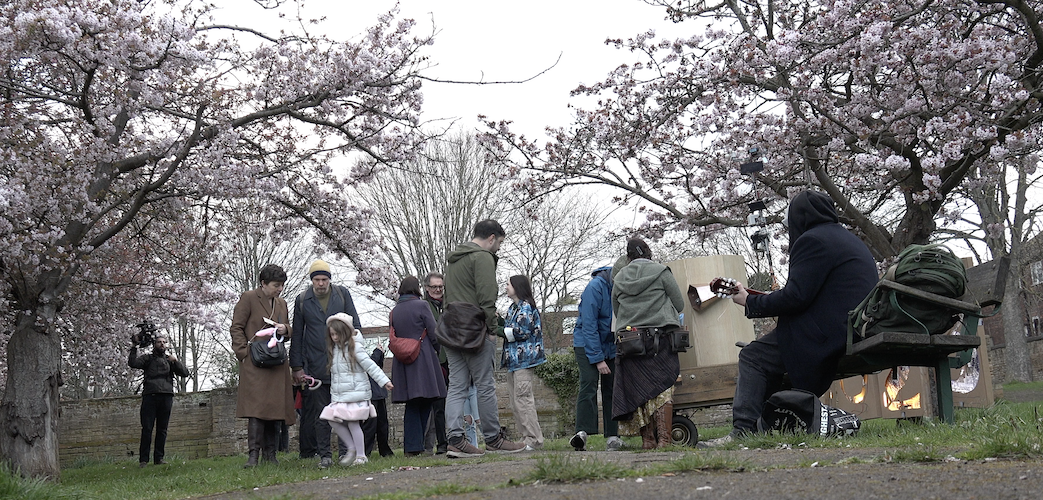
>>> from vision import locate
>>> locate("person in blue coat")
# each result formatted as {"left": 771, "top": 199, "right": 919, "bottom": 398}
{"left": 570, "top": 265, "right": 622, "bottom": 452}
{"left": 701, "top": 190, "right": 878, "bottom": 446}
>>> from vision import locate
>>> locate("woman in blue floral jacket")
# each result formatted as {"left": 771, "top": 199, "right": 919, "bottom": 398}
{"left": 502, "top": 275, "right": 547, "bottom": 449}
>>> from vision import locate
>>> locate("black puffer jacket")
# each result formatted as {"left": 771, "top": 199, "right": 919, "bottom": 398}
{"left": 129, "top": 347, "right": 191, "bottom": 395}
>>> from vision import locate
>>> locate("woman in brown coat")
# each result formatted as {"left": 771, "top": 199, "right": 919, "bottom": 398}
{"left": 231, "top": 264, "right": 296, "bottom": 467}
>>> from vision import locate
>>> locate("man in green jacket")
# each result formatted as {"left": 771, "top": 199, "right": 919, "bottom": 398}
{"left": 442, "top": 219, "right": 527, "bottom": 457}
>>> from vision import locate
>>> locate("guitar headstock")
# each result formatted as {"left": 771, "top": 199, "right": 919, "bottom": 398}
{"left": 709, "top": 277, "right": 740, "bottom": 296}
{"left": 709, "top": 277, "right": 767, "bottom": 297}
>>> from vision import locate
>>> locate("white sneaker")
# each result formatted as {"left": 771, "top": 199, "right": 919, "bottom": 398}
{"left": 352, "top": 456, "right": 368, "bottom": 466}
{"left": 605, "top": 436, "right": 624, "bottom": 451}
{"left": 338, "top": 449, "right": 356, "bottom": 466}
{"left": 570, "top": 431, "right": 588, "bottom": 451}
{"left": 697, "top": 434, "right": 734, "bottom": 448}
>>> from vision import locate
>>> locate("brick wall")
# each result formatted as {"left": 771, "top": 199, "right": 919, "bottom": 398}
{"left": 59, "top": 367, "right": 565, "bottom": 466}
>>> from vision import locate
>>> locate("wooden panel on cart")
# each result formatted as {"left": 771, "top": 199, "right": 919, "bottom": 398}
{"left": 666, "top": 255, "right": 756, "bottom": 368}
{"left": 673, "top": 363, "right": 739, "bottom": 408}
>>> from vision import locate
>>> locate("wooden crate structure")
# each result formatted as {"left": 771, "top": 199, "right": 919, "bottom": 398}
{"left": 666, "top": 255, "right": 755, "bottom": 409}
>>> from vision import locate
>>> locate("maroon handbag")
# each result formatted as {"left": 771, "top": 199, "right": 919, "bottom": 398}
{"left": 388, "top": 311, "right": 425, "bottom": 364}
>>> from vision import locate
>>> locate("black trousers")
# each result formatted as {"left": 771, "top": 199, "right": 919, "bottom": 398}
{"left": 139, "top": 393, "right": 174, "bottom": 464}
{"left": 362, "top": 398, "right": 393, "bottom": 457}
{"left": 423, "top": 397, "right": 448, "bottom": 452}
{"left": 299, "top": 384, "right": 346, "bottom": 459}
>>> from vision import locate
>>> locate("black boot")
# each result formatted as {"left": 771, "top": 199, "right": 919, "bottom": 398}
{"left": 244, "top": 418, "right": 263, "bottom": 468}
{"left": 262, "top": 420, "right": 280, "bottom": 465}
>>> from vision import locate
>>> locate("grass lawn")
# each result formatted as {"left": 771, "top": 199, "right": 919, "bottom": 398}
{"left": 4, "top": 383, "right": 1043, "bottom": 499}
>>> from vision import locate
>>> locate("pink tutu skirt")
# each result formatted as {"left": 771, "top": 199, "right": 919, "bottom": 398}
{"left": 319, "top": 401, "right": 375, "bottom": 422}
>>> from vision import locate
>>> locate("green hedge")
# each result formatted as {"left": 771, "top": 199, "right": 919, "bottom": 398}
{"left": 534, "top": 350, "right": 580, "bottom": 432}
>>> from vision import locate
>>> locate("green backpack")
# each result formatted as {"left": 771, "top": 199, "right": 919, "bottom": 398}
{"left": 850, "top": 244, "right": 968, "bottom": 340}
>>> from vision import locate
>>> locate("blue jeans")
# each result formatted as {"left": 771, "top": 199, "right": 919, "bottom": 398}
{"left": 445, "top": 337, "right": 501, "bottom": 445}
{"left": 403, "top": 398, "right": 434, "bottom": 453}
{"left": 732, "top": 330, "right": 787, "bottom": 434}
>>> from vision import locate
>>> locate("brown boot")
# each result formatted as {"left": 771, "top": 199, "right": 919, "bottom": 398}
{"left": 656, "top": 402, "right": 673, "bottom": 448}
{"left": 640, "top": 424, "right": 656, "bottom": 449}
{"left": 244, "top": 418, "right": 262, "bottom": 468}
{"left": 262, "top": 420, "right": 280, "bottom": 464}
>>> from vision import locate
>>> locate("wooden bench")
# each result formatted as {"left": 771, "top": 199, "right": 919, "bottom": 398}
{"left": 834, "top": 256, "right": 1009, "bottom": 423}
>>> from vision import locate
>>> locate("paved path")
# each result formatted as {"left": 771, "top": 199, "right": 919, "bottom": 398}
{"left": 198, "top": 448, "right": 1043, "bottom": 500}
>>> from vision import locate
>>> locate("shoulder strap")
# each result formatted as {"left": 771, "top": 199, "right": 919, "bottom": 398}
{"left": 388, "top": 310, "right": 396, "bottom": 340}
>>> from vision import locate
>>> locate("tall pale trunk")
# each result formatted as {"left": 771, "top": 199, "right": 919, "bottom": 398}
{"left": 1001, "top": 249, "right": 1032, "bottom": 383}
{"left": 0, "top": 304, "right": 63, "bottom": 480}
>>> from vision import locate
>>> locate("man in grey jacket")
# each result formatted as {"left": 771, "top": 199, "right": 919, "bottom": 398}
{"left": 290, "top": 259, "right": 362, "bottom": 469}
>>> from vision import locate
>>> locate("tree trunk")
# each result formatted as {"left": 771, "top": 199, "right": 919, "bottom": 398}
{"left": 1001, "top": 259, "right": 1033, "bottom": 383}
{"left": 0, "top": 311, "right": 63, "bottom": 480}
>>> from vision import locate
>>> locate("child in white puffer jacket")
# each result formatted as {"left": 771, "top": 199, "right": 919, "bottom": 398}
{"left": 320, "top": 313, "right": 393, "bottom": 466}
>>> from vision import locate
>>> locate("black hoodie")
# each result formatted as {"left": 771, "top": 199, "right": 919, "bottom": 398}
{"left": 744, "top": 191, "right": 878, "bottom": 396}
{"left": 786, "top": 190, "right": 839, "bottom": 249}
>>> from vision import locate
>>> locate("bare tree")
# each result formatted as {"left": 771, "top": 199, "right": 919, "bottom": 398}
{"left": 944, "top": 154, "right": 1043, "bottom": 382}
{"left": 500, "top": 191, "right": 619, "bottom": 312}
{"left": 357, "top": 130, "right": 517, "bottom": 280}
{"left": 204, "top": 204, "right": 316, "bottom": 388}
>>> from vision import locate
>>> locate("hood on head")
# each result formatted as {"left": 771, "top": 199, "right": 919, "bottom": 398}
{"left": 787, "top": 191, "right": 838, "bottom": 248}
{"left": 591, "top": 265, "right": 613, "bottom": 281}
{"left": 613, "top": 260, "right": 668, "bottom": 296}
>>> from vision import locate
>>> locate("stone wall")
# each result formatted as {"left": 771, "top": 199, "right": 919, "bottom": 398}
{"left": 59, "top": 367, "right": 565, "bottom": 466}
{"left": 985, "top": 335, "right": 1043, "bottom": 384}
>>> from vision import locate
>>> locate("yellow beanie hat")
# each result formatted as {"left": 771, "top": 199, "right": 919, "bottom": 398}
{"left": 308, "top": 259, "right": 331, "bottom": 279}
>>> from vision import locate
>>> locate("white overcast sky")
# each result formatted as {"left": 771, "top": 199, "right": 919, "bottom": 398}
{"left": 213, "top": 1, "right": 694, "bottom": 325}
{"left": 221, "top": 0, "right": 690, "bottom": 139}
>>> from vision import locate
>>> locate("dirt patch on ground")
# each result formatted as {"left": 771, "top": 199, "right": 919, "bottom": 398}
{"left": 197, "top": 448, "right": 1043, "bottom": 500}
{"left": 198, "top": 389, "right": 1043, "bottom": 499}
{"left": 1000, "top": 387, "right": 1043, "bottom": 404}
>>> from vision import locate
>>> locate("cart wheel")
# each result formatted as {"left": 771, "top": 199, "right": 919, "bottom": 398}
{"left": 671, "top": 414, "right": 698, "bottom": 447}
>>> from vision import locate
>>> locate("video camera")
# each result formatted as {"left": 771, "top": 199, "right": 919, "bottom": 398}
{"left": 135, "top": 321, "right": 159, "bottom": 349}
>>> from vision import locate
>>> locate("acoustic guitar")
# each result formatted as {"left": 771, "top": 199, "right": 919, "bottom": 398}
{"left": 709, "top": 277, "right": 768, "bottom": 297}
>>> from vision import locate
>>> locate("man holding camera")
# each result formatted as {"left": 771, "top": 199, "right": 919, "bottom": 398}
{"left": 129, "top": 328, "right": 191, "bottom": 467}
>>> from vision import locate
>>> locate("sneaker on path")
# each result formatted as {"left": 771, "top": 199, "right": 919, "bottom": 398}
{"left": 605, "top": 435, "right": 624, "bottom": 451}
{"left": 446, "top": 439, "right": 485, "bottom": 458}
{"left": 697, "top": 434, "right": 734, "bottom": 448}
{"left": 570, "top": 431, "right": 588, "bottom": 451}
{"left": 485, "top": 435, "right": 527, "bottom": 454}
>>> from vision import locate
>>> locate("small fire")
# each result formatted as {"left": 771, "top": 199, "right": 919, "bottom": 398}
{"left": 883, "top": 367, "right": 921, "bottom": 410}
{"left": 839, "top": 376, "right": 868, "bottom": 404}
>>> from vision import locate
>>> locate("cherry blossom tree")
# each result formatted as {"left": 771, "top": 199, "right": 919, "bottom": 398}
{"left": 0, "top": 0, "right": 431, "bottom": 479}
{"left": 484, "top": 0, "right": 1043, "bottom": 263}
